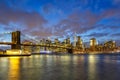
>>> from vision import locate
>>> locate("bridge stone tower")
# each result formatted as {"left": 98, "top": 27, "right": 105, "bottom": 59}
{"left": 11, "top": 31, "right": 21, "bottom": 49}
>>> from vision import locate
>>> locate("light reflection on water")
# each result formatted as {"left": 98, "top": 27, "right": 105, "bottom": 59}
{"left": 0, "top": 54, "right": 120, "bottom": 80}
{"left": 8, "top": 57, "right": 20, "bottom": 80}
{"left": 88, "top": 55, "right": 98, "bottom": 80}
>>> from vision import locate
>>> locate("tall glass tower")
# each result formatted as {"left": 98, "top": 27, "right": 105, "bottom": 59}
{"left": 73, "top": 32, "right": 77, "bottom": 47}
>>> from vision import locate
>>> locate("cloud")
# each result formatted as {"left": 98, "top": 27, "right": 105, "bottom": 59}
{"left": 50, "top": 7, "right": 120, "bottom": 42}
{"left": 0, "top": 10, "right": 47, "bottom": 29}
{"left": 52, "top": 10, "right": 101, "bottom": 35}
{"left": 0, "top": 0, "right": 120, "bottom": 44}
{"left": 113, "top": 0, "right": 120, "bottom": 5}
{"left": 42, "top": 3, "right": 55, "bottom": 14}
{"left": 86, "top": 32, "right": 109, "bottom": 37}
{"left": 111, "top": 33, "right": 120, "bottom": 37}
{"left": 0, "top": 0, "right": 52, "bottom": 40}
{"left": 0, "top": 0, "right": 47, "bottom": 30}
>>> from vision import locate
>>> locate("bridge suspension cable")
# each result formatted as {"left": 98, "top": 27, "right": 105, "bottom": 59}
{"left": 0, "top": 31, "right": 12, "bottom": 35}
{"left": 0, "top": 31, "right": 12, "bottom": 42}
{"left": 21, "top": 33, "right": 39, "bottom": 43}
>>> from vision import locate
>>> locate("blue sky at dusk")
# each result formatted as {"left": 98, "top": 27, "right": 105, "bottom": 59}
{"left": 0, "top": 0, "right": 120, "bottom": 45}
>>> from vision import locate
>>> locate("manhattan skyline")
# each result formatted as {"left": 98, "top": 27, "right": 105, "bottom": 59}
{"left": 0, "top": 0, "right": 120, "bottom": 45}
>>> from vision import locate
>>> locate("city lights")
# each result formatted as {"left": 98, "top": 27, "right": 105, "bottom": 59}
{"left": 0, "top": 31, "right": 120, "bottom": 55}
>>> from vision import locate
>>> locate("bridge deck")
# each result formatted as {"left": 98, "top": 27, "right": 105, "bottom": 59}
{"left": 0, "top": 42, "right": 15, "bottom": 45}
{"left": 0, "top": 42, "right": 71, "bottom": 49}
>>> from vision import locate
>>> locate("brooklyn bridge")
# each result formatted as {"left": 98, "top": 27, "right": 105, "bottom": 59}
{"left": 0, "top": 31, "right": 75, "bottom": 55}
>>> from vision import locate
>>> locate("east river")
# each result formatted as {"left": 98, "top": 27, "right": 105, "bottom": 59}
{"left": 0, "top": 54, "right": 120, "bottom": 80}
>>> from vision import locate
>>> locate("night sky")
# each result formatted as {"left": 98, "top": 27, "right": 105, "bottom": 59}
{"left": 0, "top": 0, "right": 120, "bottom": 45}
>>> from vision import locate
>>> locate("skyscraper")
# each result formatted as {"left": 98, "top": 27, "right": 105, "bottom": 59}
{"left": 90, "top": 38, "right": 97, "bottom": 51}
{"left": 73, "top": 33, "right": 77, "bottom": 47}
{"left": 76, "top": 36, "right": 83, "bottom": 49}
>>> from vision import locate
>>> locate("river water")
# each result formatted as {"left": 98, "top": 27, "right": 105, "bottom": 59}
{"left": 0, "top": 54, "right": 120, "bottom": 80}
